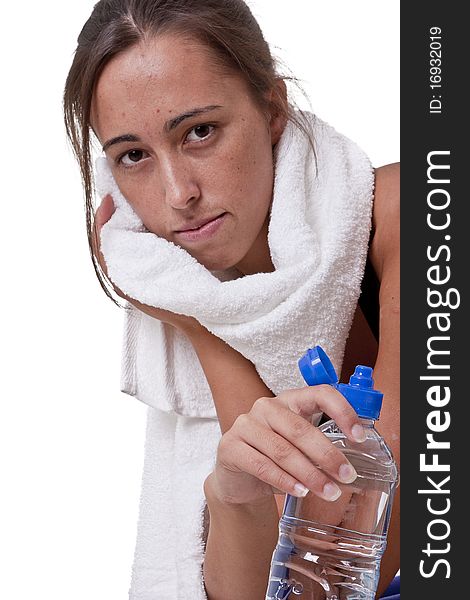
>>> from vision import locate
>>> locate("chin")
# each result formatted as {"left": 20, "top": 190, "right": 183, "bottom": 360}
{"left": 193, "top": 250, "right": 243, "bottom": 273}
{"left": 199, "top": 257, "right": 237, "bottom": 272}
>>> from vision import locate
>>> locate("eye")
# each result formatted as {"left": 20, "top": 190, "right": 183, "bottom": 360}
{"left": 119, "top": 149, "right": 149, "bottom": 167}
{"left": 185, "top": 124, "right": 215, "bottom": 144}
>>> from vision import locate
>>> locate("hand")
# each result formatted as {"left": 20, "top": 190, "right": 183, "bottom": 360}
{"left": 92, "top": 195, "right": 202, "bottom": 332}
{"left": 208, "top": 385, "right": 367, "bottom": 507}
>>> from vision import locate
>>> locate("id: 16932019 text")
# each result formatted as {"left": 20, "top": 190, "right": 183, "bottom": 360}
{"left": 429, "top": 26, "right": 443, "bottom": 114}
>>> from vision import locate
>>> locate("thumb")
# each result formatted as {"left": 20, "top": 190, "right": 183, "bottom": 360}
{"left": 92, "top": 195, "right": 115, "bottom": 270}
{"left": 94, "top": 194, "right": 115, "bottom": 230}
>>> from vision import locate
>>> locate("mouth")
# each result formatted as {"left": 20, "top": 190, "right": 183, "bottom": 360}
{"left": 175, "top": 213, "right": 227, "bottom": 233}
{"left": 174, "top": 213, "right": 228, "bottom": 243}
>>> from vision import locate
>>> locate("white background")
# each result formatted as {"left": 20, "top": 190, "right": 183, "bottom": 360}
{"left": 0, "top": 1, "right": 399, "bottom": 598}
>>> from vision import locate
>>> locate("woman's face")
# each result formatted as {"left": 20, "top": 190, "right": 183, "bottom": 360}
{"left": 91, "top": 34, "right": 286, "bottom": 274}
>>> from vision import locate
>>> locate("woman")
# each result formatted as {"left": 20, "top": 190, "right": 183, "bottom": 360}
{"left": 64, "top": 1, "right": 399, "bottom": 598}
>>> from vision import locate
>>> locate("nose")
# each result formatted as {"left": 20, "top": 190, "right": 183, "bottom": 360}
{"left": 160, "top": 156, "right": 201, "bottom": 210}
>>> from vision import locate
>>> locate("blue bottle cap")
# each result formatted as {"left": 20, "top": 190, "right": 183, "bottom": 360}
{"left": 298, "top": 346, "right": 338, "bottom": 386}
{"left": 338, "top": 366, "right": 383, "bottom": 420}
{"left": 298, "top": 347, "right": 383, "bottom": 420}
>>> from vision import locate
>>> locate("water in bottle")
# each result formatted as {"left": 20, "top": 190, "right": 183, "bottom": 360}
{"left": 266, "top": 346, "right": 399, "bottom": 599}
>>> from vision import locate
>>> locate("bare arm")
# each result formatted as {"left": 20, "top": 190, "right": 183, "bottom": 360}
{"left": 185, "top": 325, "right": 274, "bottom": 434}
{"left": 184, "top": 328, "right": 279, "bottom": 599}
{"left": 367, "top": 163, "right": 401, "bottom": 597}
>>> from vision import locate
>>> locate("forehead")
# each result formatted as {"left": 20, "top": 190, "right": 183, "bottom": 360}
{"left": 92, "top": 34, "right": 251, "bottom": 135}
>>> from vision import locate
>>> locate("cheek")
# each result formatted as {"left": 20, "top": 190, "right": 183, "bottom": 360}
{"left": 230, "top": 137, "right": 274, "bottom": 223}
{"left": 112, "top": 172, "right": 169, "bottom": 235}
{"left": 215, "top": 126, "right": 274, "bottom": 208}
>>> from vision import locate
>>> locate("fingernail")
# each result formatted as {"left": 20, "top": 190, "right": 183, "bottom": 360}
{"left": 322, "top": 482, "right": 342, "bottom": 502}
{"left": 294, "top": 483, "right": 309, "bottom": 497}
{"left": 352, "top": 424, "right": 367, "bottom": 443}
{"left": 338, "top": 463, "right": 357, "bottom": 484}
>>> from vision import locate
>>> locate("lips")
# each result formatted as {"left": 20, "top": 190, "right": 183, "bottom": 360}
{"left": 173, "top": 212, "right": 228, "bottom": 243}
{"left": 175, "top": 213, "right": 226, "bottom": 233}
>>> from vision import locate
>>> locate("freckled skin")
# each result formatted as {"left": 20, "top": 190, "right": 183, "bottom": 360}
{"left": 91, "top": 34, "right": 285, "bottom": 274}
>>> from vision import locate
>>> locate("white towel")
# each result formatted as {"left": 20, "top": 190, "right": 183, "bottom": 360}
{"left": 97, "top": 113, "right": 374, "bottom": 599}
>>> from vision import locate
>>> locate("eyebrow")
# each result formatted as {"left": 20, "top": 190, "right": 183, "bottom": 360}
{"left": 165, "top": 105, "right": 223, "bottom": 132}
{"left": 102, "top": 134, "right": 141, "bottom": 153}
{"left": 102, "top": 105, "right": 223, "bottom": 152}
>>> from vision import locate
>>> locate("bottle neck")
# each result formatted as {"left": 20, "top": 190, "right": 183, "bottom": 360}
{"left": 358, "top": 416, "right": 376, "bottom": 428}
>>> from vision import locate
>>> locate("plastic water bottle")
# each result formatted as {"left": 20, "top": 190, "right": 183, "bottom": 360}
{"left": 265, "top": 346, "right": 398, "bottom": 600}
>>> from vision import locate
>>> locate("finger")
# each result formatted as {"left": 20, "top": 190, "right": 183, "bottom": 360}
{"left": 92, "top": 195, "right": 115, "bottom": 273}
{"left": 235, "top": 415, "right": 345, "bottom": 502}
{"left": 219, "top": 436, "right": 315, "bottom": 500}
{"left": 250, "top": 400, "right": 357, "bottom": 489}
{"left": 277, "top": 386, "right": 367, "bottom": 443}
{"left": 94, "top": 194, "right": 115, "bottom": 231}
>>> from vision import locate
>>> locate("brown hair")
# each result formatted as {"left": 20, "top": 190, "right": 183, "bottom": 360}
{"left": 64, "top": 0, "right": 315, "bottom": 304}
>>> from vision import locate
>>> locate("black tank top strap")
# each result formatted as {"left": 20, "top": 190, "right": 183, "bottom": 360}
{"left": 359, "top": 237, "right": 380, "bottom": 343}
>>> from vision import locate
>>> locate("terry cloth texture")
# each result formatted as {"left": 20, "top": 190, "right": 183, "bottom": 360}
{"left": 96, "top": 113, "right": 375, "bottom": 599}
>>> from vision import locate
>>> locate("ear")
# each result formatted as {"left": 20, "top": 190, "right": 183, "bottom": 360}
{"left": 268, "top": 79, "right": 288, "bottom": 146}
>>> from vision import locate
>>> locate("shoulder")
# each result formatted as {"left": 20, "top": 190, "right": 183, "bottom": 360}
{"left": 374, "top": 163, "right": 400, "bottom": 222}
{"left": 369, "top": 163, "right": 400, "bottom": 281}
